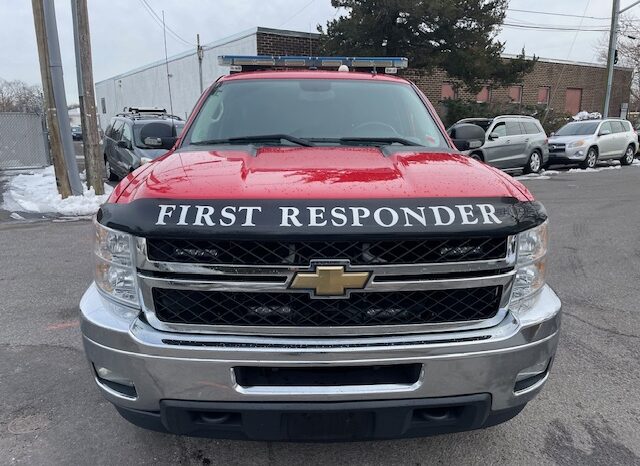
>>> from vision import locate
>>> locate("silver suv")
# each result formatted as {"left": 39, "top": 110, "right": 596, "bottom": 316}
{"left": 449, "top": 116, "right": 549, "bottom": 174}
{"left": 548, "top": 119, "right": 637, "bottom": 169}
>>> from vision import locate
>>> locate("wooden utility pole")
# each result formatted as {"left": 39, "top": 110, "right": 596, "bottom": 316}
{"left": 71, "top": 0, "right": 104, "bottom": 194}
{"left": 31, "top": 0, "right": 72, "bottom": 198}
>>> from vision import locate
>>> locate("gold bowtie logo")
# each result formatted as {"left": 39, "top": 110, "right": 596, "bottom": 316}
{"left": 289, "top": 265, "right": 370, "bottom": 298}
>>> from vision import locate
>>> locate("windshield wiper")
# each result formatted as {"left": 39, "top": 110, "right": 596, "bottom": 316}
{"left": 338, "top": 137, "right": 423, "bottom": 146}
{"left": 307, "top": 137, "right": 423, "bottom": 147}
{"left": 190, "top": 134, "right": 315, "bottom": 147}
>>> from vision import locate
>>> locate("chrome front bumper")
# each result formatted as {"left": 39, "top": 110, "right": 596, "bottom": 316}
{"left": 80, "top": 283, "right": 561, "bottom": 415}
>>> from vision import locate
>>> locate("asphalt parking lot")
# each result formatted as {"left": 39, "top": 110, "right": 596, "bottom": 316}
{"left": 1, "top": 165, "right": 640, "bottom": 465}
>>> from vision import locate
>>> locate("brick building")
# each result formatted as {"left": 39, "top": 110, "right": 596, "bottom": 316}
{"left": 95, "top": 27, "right": 632, "bottom": 130}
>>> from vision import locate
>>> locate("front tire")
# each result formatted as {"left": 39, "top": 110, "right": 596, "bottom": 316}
{"left": 524, "top": 150, "right": 542, "bottom": 174}
{"left": 621, "top": 144, "right": 636, "bottom": 166}
{"left": 580, "top": 147, "right": 598, "bottom": 169}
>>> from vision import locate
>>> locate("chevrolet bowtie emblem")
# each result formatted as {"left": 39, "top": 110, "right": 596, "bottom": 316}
{"left": 290, "top": 265, "right": 371, "bottom": 298}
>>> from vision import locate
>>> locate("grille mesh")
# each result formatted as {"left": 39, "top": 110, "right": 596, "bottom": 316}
{"left": 152, "top": 287, "right": 502, "bottom": 327}
{"left": 146, "top": 237, "right": 507, "bottom": 266}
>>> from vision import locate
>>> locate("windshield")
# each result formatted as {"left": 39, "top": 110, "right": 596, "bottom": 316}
{"left": 183, "top": 79, "right": 447, "bottom": 148}
{"left": 134, "top": 121, "right": 184, "bottom": 148}
{"left": 555, "top": 122, "right": 599, "bottom": 136}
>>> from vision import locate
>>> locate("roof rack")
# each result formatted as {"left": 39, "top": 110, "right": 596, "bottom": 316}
{"left": 218, "top": 55, "right": 409, "bottom": 74}
{"left": 493, "top": 115, "right": 536, "bottom": 120}
{"left": 116, "top": 107, "right": 182, "bottom": 121}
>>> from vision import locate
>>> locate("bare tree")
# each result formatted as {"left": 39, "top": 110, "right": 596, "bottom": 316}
{"left": 0, "top": 79, "right": 44, "bottom": 113}
{"left": 596, "top": 16, "right": 640, "bottom": 111}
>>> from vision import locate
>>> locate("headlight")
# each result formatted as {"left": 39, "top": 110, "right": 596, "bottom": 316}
{"left": 510, "top": 221, "right": 548, "bottom": 312}
{"left": 568, "top": 140, "right": 585, "bottom": 148}
{"left": 94, "top": 220, "right": 139, "bottom": 306}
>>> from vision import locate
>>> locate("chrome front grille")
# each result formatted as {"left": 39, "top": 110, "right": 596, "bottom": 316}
{"left": 152, "top": 287, "right": 503, "bottom": 327}
{"left": 145, "top": 237, "right": 508, "bottom": 266}
{"left": 135, "top": 236, "right": 517, "bottom": 336}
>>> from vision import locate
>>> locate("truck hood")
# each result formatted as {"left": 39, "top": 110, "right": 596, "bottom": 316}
{"left": 113, "top": 146, "right": 531, "bottom": 203}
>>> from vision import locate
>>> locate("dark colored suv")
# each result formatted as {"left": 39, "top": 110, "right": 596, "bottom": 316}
{"left": 103, "top": 108, "right": 184, "bottom": 181}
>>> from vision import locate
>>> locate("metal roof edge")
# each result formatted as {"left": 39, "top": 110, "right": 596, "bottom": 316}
{"left": 501, "top": 53, "right": 634, "bottom": 72}
{"left": 95, "top": 27, "right": 262, "bottom": 85}
{"left": 255, "top": 26, "right": 321, "bottom": 39}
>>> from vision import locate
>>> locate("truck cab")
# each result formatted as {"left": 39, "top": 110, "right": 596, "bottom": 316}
{"left": 81, "top": 56, "right": 560, "bottom": 442}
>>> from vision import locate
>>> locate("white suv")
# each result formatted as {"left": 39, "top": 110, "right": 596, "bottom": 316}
{"left": 548, "top": 119, "right": 637, "bottom": 169}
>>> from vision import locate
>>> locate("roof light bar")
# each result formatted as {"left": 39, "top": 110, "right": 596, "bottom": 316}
{"left": 218, "top": 56, "right": 409, "bottom": 73}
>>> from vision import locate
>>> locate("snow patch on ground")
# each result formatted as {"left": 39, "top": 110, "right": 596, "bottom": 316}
{"left": 1, "top": 166, "right": 112, "bottom": 216}
{"left": 515, "top": 160, "right": 639, "bottom": 181}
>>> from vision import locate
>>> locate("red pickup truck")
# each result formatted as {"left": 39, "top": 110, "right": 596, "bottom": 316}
{"left": 81, "top": 57, "right": 560, "bottom": 441}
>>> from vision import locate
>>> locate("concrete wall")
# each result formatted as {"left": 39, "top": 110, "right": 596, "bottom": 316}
{"left": 95, "top": 32, "right": 257, "bottom": 130}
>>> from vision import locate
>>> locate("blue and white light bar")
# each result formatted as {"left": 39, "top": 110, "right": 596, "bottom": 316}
{"left": 218, "top": 55, "right": 409, "bottom": 74}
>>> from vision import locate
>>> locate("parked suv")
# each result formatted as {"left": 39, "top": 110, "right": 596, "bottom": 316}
{"left": 449, "top": 116, "right": 549, "bottom": 173}
{"left": 548, "top": 119, "right": 637, "bottom": 169}
{"left": 103, "top": 108, "right": 184, "bottom": 181}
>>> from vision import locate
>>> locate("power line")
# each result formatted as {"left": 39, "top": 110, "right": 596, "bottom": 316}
{"left": 503, "top": 22, "right": 609, "bottom": 32}
{"left": 507, "top": 7, "right": 609, "bottom": 20}
{"left": 137, "top": 0, "right": 194, "bottom": 46}
{"left": 278, "top": 0, "right": 316, "bottom": 28}
{"left": 543, "top": 0, "right": 593, "bottom": 124}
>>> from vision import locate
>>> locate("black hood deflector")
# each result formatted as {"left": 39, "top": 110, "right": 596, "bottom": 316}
{"left": 97, "top": 197, "right": 547, "bottom": 240}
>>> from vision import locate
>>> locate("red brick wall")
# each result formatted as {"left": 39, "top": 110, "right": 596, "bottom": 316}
{"left": 402, "top": 62, "right": 632, "bottom": 117}
{"left": 256, "top": 32, "right": 632, "bottom": 117}
{"left": 257, "top": 31, "right": 319, "bottom": 56}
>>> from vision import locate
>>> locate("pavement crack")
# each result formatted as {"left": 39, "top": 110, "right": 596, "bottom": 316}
{"left": 563, "top": 311, "right": 640, "bottom": 339}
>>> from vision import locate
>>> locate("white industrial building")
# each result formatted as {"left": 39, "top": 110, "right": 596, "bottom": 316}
{"left": 94, "top": 27, "right": 319, "bottom": 130}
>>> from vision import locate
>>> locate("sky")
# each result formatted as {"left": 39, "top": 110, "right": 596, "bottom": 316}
{"left": 0, "top": 0, "right": 630, "bottom": 104}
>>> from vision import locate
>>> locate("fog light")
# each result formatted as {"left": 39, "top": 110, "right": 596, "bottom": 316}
{"left": 514, "top": 359, "right": 551, "bottom": 393}
{"left": 94, "top": 364, "right": 137, "bottom": 398}
{"left": 96, "top": 366, "right": 134, "bottom": 386}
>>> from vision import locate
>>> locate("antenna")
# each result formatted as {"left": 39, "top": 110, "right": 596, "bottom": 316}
{"left": 162, "top": 10, "right": 177, "bottom": 137}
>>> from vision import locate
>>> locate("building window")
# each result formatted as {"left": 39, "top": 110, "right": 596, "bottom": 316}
{"left": 441, "top": 83, "right": 456, "bottom": 100}
{"left": 508, "top": 86, "right": 522, "bottom": 104}
{"left": 476, "top": 86, "right": 490, "bottom": 103}
{"left": 100, "top": 97, "right": 106, "bottom": 114}
{"left": 537, "top": 87, "right": 550, "bottom": 105}
{"left": 565, "top": 88, "right": 582, "bottom": 115}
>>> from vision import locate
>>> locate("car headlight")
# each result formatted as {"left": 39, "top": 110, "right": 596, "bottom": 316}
{"left": 510, "top": 221, "right": 548, "bottom": 313}
{"left": 568, "top": 140, "right": 585, "bottom": 148}
{"left": 94, "top": 219, "right": 139, "bottom": 306}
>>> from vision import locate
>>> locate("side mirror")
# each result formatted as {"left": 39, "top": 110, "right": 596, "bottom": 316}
{"left": 598, "top": 129, "right": 611, "bottom": 137}
{"left": 449, "top": 123, "right": 487, "bottom": 152}
{"left": 453, "top": 140, "right": 470, "bottom": 151}
{"left": 144, "top": 136, "right": 177, "bottom": 150}
{"left": 116, "top": 140, "right": 131, "bottom": 149}
{"left": 488, "top": 132, "right": 500, "bottom": 141}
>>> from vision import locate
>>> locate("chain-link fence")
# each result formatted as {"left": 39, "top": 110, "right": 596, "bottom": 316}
{"left": 0, "top": 112, "right": 50, "bottom": 170}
